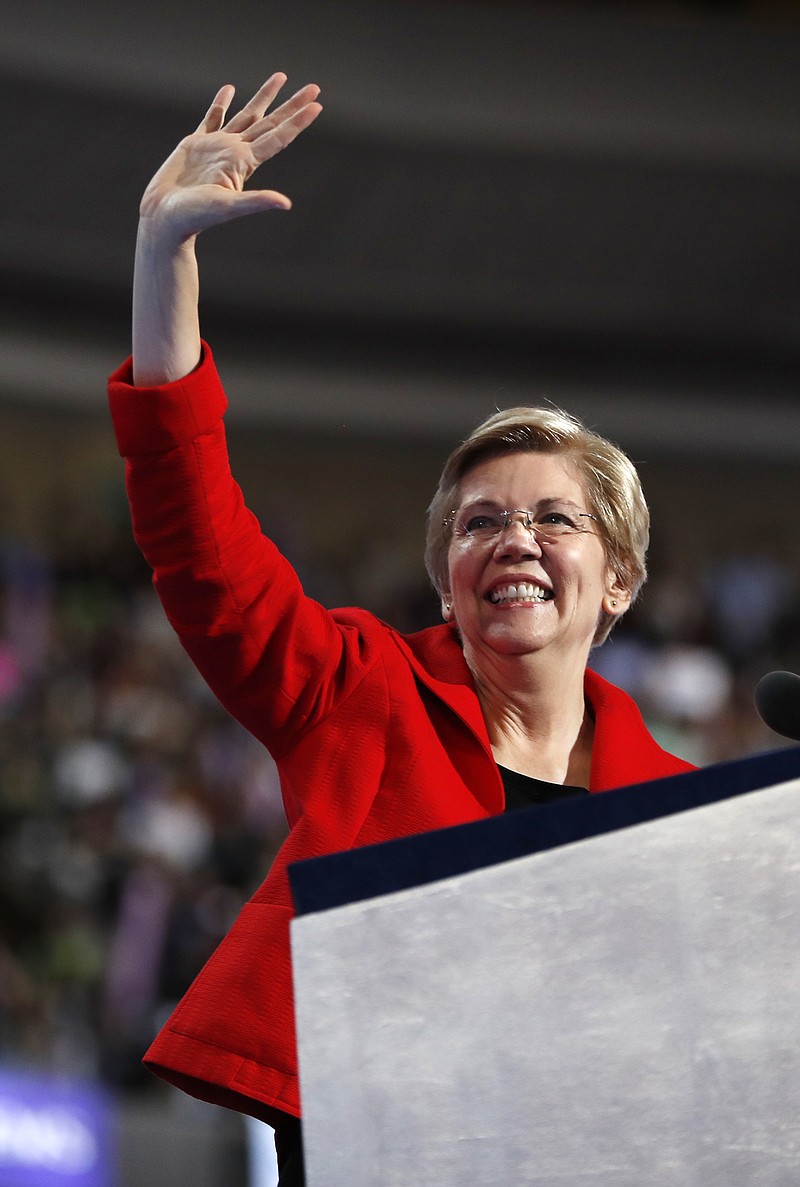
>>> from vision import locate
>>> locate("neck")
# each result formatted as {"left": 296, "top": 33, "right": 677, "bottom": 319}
{"left": 465, "top": 646, "right": 593, "bottom": 786}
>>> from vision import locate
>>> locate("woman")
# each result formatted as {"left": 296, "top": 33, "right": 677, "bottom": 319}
{"left": 109, "top": 75, "right": 695, "bottom": 1183}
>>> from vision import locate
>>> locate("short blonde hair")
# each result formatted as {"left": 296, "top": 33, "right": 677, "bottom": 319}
{"left": 424, "top": 406, "right": 649, "bottom": 646}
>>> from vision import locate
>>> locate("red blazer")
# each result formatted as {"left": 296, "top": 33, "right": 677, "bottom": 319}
{"left": 109, "top": 345, "right": 695, "bottom": 1124}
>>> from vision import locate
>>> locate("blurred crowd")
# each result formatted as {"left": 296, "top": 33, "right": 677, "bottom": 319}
{"left": 0, "top": 495, "right": 798, "bottom": 1096}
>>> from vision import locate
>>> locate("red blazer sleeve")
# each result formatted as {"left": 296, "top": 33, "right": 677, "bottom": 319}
{"left": 108, "top": 344, "right": 385, "bottom": 757}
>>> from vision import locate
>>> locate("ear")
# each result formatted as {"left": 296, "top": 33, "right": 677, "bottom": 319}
{"left": 441, "top": 594, "right": 454, "bottom": 622}
{"left": 602, "top": 576, "right": 631, "bottom": 619}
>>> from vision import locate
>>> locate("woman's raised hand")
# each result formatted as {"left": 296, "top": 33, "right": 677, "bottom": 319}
{"left": 132, "top": 74, "right": 321, "bottom": 384}
{"left": 139, "top": 74, "right": 322, "bottom": 245}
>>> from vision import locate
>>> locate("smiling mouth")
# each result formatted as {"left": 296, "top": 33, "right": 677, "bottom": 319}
{"left": 487, "top": 582, "right": 553, "bottom": 605}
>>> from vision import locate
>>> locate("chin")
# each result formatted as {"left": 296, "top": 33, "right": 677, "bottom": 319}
{"left": 481, "top": 628, "right": 553, "bottom": 656}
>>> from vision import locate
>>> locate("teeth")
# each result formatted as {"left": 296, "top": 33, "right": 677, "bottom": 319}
{"left": 489, "top": 583, "right": 551, "bottom": 605}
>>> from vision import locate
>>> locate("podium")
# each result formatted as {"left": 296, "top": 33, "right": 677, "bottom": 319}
{"left": 289, "top": 746, "right": 800, "bottom": 1186}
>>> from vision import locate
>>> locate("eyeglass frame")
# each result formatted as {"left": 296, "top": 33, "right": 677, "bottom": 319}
{"left": 443, "top": 505, "right": 600, "bottom": 546}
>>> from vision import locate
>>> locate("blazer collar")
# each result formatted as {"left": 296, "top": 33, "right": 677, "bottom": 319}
{"left": 393, "top": 626, "right": 677, "bottom": 796}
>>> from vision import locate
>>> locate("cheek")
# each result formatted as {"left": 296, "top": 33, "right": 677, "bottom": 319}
{"left": 446, "top": 562, "right": 461, "bottom": 605}
{"left": 569, "top": 541, "right": 612, "bottom": 589}
{"left": 446, "top": 545, "right": 476, "bottom": 603}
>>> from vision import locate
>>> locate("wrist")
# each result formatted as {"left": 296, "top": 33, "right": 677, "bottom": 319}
{"left": 135, "top": 213, "right": 197, "bottom": 262}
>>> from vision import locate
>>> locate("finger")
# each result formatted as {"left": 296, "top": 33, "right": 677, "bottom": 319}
{"left": 250, "top": 100, "right": 323, "bottom": 159}
{"left": 234, "top": 188, "right": 293, "bottom": 214}
{"left": 200, "top": 189, "right": 294, "bottom": 230}
{"left": 249, "top": 100, "right": 323, "bottom": 162}
{"left": 240, "top": 84, "right": 321, "bottom": 142}
{"left": 196, "top": 84, "right": 236, "bottom": 134}
{"left": 224, "top": 72, "right": 288, "bottom": 134}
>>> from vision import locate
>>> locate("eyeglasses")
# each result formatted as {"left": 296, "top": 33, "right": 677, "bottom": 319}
{"left": 444, "top": 506, "right": 599, "bottom": 545}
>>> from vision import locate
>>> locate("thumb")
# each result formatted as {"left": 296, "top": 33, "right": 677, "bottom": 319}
{"left": 229, "top": 188, "right": 293, "bottom": 216}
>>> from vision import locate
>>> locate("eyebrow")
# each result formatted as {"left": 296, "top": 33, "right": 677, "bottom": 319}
{"left": 458, "top": 496, "right": 587, "bottom": 513}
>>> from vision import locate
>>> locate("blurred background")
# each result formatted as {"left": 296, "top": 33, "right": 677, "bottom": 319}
{"left": 0, "top": 0, "right": 799, "bottom": 1183}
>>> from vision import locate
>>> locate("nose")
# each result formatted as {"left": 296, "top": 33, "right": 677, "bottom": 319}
{"left": 504, "top": 510, "right": 535, "bottom": 533}
{"left": 493, "top": 513, "right": 542, "bottom": 556}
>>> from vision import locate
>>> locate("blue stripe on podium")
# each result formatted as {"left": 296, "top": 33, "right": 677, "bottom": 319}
{"left": 289, "top": 745, "right": 800, "bottom": 916}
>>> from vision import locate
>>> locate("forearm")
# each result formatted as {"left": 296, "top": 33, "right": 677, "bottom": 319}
{"left": 132, "top": 220, "right": 202, "bottom": 386}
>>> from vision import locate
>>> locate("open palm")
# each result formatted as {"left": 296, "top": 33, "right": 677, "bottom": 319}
{"left": 139, "top": 73, "right": 322, "bottom": 243}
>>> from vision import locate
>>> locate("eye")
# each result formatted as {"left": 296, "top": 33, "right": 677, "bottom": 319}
{"left": 539, "top": 510, "right": 579, "bottom": 530}
{"left": 463, "top": 513, "right": 502, "bottom": 534}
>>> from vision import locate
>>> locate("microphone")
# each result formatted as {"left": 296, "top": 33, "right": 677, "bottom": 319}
{"left": 754, "top": 670, "right": 800, "bottom": 742}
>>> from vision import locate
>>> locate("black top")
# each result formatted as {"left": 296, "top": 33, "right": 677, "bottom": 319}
{"left": 499, "top": 764, "right": 588, "bottom": 811}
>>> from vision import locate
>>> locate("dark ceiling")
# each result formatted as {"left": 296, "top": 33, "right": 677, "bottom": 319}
{"left": 0, "top": 0, "right": 798, "bottom": 456}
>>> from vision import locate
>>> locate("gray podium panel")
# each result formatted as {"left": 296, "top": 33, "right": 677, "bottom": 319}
{"left": 291, "top": 779, "right": 800, "bottom": 1186}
